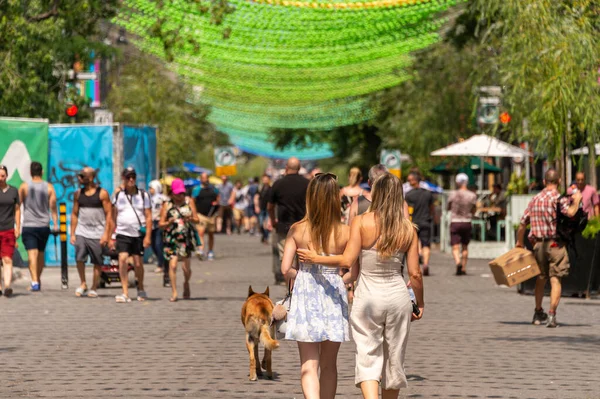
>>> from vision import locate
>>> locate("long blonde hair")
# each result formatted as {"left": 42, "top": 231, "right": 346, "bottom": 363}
{"left": 370, "top": 173, "right": 415, "bottom": 257}
{"left": 302, "top": 173, "right": 341, "bottom": 255}
{"left": 348, "top": 167, "right": 362, "bottom": 187}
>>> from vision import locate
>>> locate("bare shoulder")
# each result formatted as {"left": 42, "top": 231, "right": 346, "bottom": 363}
{"left": 99, "top": 188, "right": 110, "bottom": 199}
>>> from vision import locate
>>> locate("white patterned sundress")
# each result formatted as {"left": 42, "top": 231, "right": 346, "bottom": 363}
{"left": 285, "top": 261, "right": 350, "bottom": 343}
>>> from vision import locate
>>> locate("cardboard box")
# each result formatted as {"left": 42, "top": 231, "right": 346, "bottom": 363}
{"left": 488, "top": 247, "right": 541, "bottom": 287}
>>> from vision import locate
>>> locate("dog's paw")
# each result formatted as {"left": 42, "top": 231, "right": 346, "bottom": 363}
{"left": 256, "top": 369, "right": 263, "bottom": 377}
{"left": 266, "top": 372, "right": 274, "bottom": 380}
{"left": 249, "top": 374, "right": 258, "bottom": 381}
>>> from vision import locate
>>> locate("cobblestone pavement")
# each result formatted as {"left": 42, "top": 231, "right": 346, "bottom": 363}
{"left": 0, "top": 234, "right": 599, "bottom": 399}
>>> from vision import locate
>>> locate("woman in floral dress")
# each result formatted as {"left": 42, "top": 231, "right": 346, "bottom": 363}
{"left": 159, "top": 178, "right": 199, "bottom": 302}
{"left": 281, "top": 173, "right": 354, "bottom": 399}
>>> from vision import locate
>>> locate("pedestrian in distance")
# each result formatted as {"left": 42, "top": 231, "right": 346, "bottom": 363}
{"left": 281, "top": 172, "right": 352, "bottom": 399}
{"left": 192, "top": 172, "right": 219, "bottom": 261}
{"left": 0, "top": 164, "right": 20, "bottom": 298}
{"left": 255, "top": 174, "right": 272, "bottom": 244}
{"left": 267, "top": 157, "right": 309, "bottom": 284}
{"left": 405, "top": 172, "right": 434, "bottom": 276}
{"left": 448, "top": 173, "right": 477, "bottom": 275}
{"left": 516, "top": 169, "right": 582, "bottom": 328}
{"left": 159, "top": 178, "right": 199, "bottom": 302}
{"left": 298, "top": 172, "right": 424, "bottom": 399}
{"left": 340, "top": 167, "right": 363, "bottom": 224}
{"left": 70, "top": 167, "right": 112, "bottom": 297}
{"left": 233, "top": 179, "right": 249, "bottom": 234}
{"left": 19, "top": 161, "right": 59, "bottom": 292}
{"left": 246, "top": 177, "right": 259, "bottom": 235}
{"left": 569, "top": 171, "right": 599, "bottom": 219}
{"left": 149, "top": 180, "right": 169, "bottom": 286}
{"left": 216, "top": 175, "right": 234, "bottom": 235}
{"left": 111, "top": 167, "right": 152, "bottom": 303}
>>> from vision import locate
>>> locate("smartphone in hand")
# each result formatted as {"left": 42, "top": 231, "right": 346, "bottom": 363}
{"left": 412, "top": 301, "right": 421, "bottom": 317}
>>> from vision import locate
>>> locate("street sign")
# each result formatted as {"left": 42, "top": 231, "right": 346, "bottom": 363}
{"left": 380, "top": 149, "right": 401, "bottom": 178}
{"left": 94, "top": 110, "right": 113, "bottom": 124}
{"left": 215, "top": 146, "right": 237, "bottom": 176}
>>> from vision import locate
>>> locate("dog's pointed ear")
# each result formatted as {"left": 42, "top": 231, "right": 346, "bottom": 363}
{"left": 263, "top": 286, "right": 270, "bottom": 297}
{"left": 248, "top": 285, "right": 254, "bottom": 297}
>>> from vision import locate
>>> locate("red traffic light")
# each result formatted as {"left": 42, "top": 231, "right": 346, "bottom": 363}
{"left": 66, "top": 104, "right": 78, "bottom": 117}
{"left": 500, "top": 111, "right": 511, "bottom": 125}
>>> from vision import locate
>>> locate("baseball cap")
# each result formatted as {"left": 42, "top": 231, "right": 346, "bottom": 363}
{"left": 122, "top": 167, "right": 137, "bottom": 178}
{"left": 171, "top": 178, "right": 186, "bottom": 195}
{"left": 455, "top": 173, "right": 469, "bottom": 185}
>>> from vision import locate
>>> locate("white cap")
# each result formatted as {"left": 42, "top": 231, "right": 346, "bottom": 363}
{"left": 455, "top": 173, "right": 469, "bottom": 185}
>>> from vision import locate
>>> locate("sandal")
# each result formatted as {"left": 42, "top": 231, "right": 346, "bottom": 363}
{"left": 75, "top": 287, "right": 88, "bottom": 297}
{"left": 137, "top": 291, "right": 148, "bottom": 302}
{"left": 183, "top": 282, "right": 190, "bottom": 299}
{"left": 169, "top": 296, "right": 178, "bottom": 302}
{"left": 4, "top": 287, "right": 13, "bottom": 298}
{"left": 87, "top": 290, "right": 99, "bottom": 298}
{"left": 115, "top": 294, "right": 132, "bottom": 303}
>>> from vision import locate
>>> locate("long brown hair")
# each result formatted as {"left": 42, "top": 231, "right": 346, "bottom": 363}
{"left": 348, "top": 167, "right": 362, "bottom": 187}
{"left": 302, "top": 173, "right": 341, "bottom": 255}
{"left": 370, "top": 173, "right": 415, "bottom": 257}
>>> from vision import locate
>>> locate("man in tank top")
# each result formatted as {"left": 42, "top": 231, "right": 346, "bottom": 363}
{"left": 70, "top": 167, "right": 112, "bottom": 297}
{"left": 19, "top": 161, "right": 58, "bottom": 292}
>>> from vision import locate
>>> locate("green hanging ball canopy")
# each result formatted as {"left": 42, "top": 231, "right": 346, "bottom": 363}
{"left": 115, "top": 0, "right": 457, "bottom": 159}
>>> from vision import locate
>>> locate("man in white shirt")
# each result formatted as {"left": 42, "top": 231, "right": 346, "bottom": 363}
{"left": 111, "top": 167, "right": 152, "bottom": 303}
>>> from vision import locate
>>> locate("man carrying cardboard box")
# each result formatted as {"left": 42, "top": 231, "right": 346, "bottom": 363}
{"left": 516, "top": 169, "right": 582, "bottom": 328}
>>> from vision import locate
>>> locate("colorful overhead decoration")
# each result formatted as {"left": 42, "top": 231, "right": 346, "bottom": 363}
{"left": 115, "top": 0, "right": 456, "bottom": 159}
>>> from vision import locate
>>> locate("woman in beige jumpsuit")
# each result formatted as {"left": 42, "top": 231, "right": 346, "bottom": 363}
{"left": 298, "top": 173, "right": 424, "bottom": 399}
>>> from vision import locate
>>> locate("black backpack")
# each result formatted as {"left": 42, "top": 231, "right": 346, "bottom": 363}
{"left": 556, "top": 195, "right": 588, "bottom": 242}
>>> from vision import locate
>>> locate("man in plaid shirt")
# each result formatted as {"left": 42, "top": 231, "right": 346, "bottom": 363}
{"left": 516, "top": 169, "right": 582, "bottom": 328}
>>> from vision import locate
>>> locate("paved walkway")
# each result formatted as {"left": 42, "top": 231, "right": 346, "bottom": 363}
{"left": 0, "top": 234, "right": 598, "bottom": 398}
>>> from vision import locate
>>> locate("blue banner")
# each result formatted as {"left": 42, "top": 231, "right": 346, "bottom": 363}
{"left": 123, "top": 126, "right": 157, "bottom": 190}
{"left": 46, "top": 125, "right": 114, "bottom": 266}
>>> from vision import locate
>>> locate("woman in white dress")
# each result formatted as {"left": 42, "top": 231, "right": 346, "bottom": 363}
{"left": 281, "top": 173, "right": 354, "bottom": 399}
{"left": 298, "top": 173, "right": 424, "bottom": 399}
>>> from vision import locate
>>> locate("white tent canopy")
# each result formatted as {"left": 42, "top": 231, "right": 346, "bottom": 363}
{"left": 571, "top": 144, "right": 600, "bottom": 155}
{"left": 430, "top": 134, "right": 531, "bottom": 158}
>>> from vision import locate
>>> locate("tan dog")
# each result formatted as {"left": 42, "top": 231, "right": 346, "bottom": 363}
{"left": 241, "top": 286, "right": 280, "bottom": 381}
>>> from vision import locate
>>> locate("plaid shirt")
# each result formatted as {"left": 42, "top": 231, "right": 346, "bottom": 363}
{"left": 520, "top": 188, "right": 570, "bottom": 239}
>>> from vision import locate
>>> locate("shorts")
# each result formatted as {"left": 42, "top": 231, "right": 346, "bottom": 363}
{"left": 245, "top": 206, "right": 256, "bottom": 218}
{"left": 22, "top": 226, "right": 51, "bottom": 251}
{"left": 115, "top": 234, "right": 144, "bottom": 257}
{"left": 75, "top": 235, "right": 104, "bottom": 265}
{"left": 533, "top": 241, "right": 570, "bottom": 278}
{"left": 450, "top": 222, "right": 472, "bottom": 246}
{"left": 0, "top": 229, "right": 16, "bottom": 259}
{"left": 198, "top": 213, "right": 216, "bottom": 233}
{"left": 218, "top": 205, "right": 233, "bottom": 220}
{"left": 233, "top": 208, "right": 244, "bottom": 220}
{"left": 416, "top": 223, "right": 431, "bottom": 247}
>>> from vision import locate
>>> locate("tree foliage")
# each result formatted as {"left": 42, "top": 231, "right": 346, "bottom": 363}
{"left": 471, "top": 0, "right": 600, "bottom": 158}
{"left": 0, "top": 0, "right": 119, "bottom": 121}
{"left": 106, "top": 55, "right": 227, "bottom": 168}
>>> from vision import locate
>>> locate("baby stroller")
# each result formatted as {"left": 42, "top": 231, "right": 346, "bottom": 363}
{"left": 98, "top": 246, "right": 137, "bottom": 289}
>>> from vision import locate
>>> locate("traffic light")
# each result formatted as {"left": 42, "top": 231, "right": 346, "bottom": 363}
{"left": 65, "top": 104, "right": 78, "bottom": 118}
{"left": 500, "top": 111, "right": 511, "bottom": 125}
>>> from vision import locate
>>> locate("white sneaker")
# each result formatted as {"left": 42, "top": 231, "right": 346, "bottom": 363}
{"left": 196, "top": 248, "right": 205, "bottom": 260}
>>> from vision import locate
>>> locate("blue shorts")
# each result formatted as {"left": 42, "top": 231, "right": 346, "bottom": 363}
{"left": 22, "top": 227, "right": 51, "bottom": 251}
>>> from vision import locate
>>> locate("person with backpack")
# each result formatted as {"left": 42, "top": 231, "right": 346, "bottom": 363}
{"left": 111, "top": 167, "right": 152, "bottom": 303}
{"left": 516, "top": 169, "right": 582, "bottom": 328}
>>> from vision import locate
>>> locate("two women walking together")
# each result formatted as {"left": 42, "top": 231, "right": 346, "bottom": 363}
{"left": 282, "top": 172, "right": 424, "bottom": 399}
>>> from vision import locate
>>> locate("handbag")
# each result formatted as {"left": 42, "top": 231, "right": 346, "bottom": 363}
{"left": 272, "top": 279, "right": 293, "bottom": 340}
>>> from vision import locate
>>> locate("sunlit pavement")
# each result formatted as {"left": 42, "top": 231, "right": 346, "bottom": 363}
{"left": 1, "top": 234, "right": 598, "bottom": 398}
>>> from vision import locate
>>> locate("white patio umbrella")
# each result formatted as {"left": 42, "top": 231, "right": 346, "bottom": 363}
{"left": 571, "top": 143, "right": 600, "bottom": 155}
{"left": 431, "top": 134, "right": 531, "bottom": 191}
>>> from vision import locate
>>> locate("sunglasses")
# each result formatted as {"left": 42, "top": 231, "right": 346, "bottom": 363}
{"left": 124, "top": 174, "right": 137, "bottom": 180}
{"left": 315, "top": 172, "right": 338, "bottom": 181}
